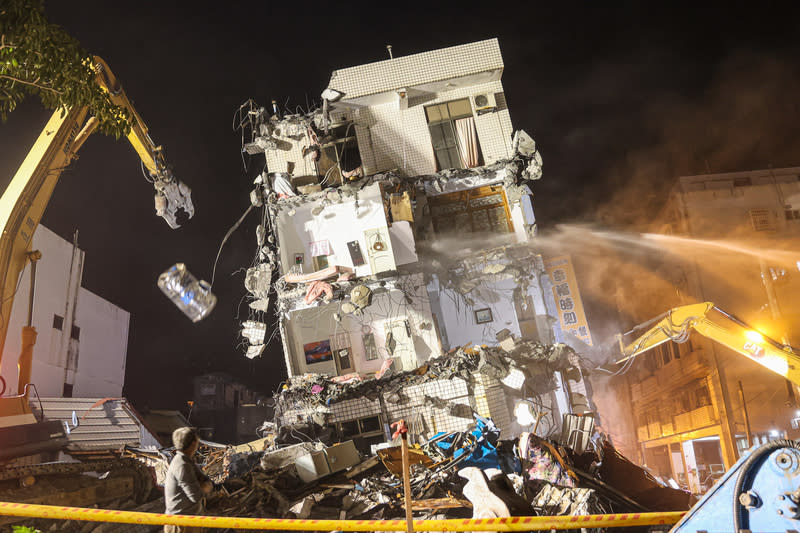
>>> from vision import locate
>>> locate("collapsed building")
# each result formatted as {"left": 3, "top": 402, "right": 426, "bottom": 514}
{"left": 234, "top": 39, "right": 597, "bottom": 448}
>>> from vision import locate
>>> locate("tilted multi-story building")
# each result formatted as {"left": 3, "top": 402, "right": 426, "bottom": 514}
{"left": 235, "top": 39, "right": 594, "bottom": 447}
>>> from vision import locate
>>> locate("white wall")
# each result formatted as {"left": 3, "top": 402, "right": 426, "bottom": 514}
{"left": 353, "top": 80, "right": 514, "bottom": 178}
{"left": 264, "top": 80, "right": 514, "bottom": 182}
{"left": 429, "top": 267, "right": 554, "bottom": 350}
{"left": 72, "top": 288, "right": 129, "bottom": 397}
{"left": 0, "top": 226, "right": 129, "bottom": 398}
{"left": 428, "top": 275, "right": 522, "bottom": 349}
{"left": 275, "top": 183, "right": 394, "bottom": 277}
{"left": 284, "top": 274, "right": 440, "bottom": 376}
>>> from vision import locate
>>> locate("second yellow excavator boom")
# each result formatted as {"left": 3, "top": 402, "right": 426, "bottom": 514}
{"left": 617, "top": 301, "right": 800, "bottom": 386}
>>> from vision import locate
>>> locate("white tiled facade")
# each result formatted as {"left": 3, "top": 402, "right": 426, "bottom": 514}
{"left": 328, "top": 39, "right": 504, "bottom": 100}
{"left": 265, "top": 39, "right": 514, "bottom": 179}
{"left": 352, "top": 81, "right": 513, "bottom": 177}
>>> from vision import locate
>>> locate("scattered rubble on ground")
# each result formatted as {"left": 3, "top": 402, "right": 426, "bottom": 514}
{"left": 7, "top": 345, "right": 690, "bottom": 532}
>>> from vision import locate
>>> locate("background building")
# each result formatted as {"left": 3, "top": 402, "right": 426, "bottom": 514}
{"left": 0, "top": 225, "right": 130, "bottom": 398}
{"left": 598, "top": 166, "right": 800, "bottom": 492}
{"left": 191, "top": 372, "right": 267, "bottom": 443}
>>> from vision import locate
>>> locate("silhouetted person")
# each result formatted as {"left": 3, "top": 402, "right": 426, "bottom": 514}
{"left": 164, "top": 427, "right": 212, "bottom": 533}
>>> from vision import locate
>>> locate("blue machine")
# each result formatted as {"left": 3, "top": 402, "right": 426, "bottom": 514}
{"left": 672, "top": 439, "right": 800, "bottom": 532}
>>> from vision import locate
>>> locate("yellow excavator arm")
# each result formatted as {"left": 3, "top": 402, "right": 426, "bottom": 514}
{"left": 0, "top": 56, "right": 194, "bottom": 398}
{"left": 616, "top": 302, "right": 800, "bottom": 386}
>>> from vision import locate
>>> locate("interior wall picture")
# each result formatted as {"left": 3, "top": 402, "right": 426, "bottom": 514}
{"left": 474, "top": 308, "right": 493, "bottom": 324}
{"left": 304, "top": 339, "right": 332, "bottom": 364}
{"left": 294, "top": 253, "right": 304, "bottom": 265}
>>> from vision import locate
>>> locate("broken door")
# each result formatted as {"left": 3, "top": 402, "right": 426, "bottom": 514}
{"left": 363, "top": 228, "right": 395, "bottom": 274}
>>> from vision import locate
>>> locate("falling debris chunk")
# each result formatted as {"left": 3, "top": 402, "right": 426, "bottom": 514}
{"left": 244, "top": 263, "right": 273, "bottom": 299}
{"left": 157, "top": 263, "right": 216, "bottom": 322}
{"left": 245, "top": 344, "right": 266, "bottom": 359}
{"left": 242, "top": 320, "right": 267, "bottom": 344}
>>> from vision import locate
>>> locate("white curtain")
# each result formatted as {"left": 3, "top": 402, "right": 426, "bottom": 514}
{"left": 455, "top": 116, "right": 480, "bottom": 168}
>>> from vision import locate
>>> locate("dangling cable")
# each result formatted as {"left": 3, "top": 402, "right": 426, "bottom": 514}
{"left": 211, "top": 204, "right": 254, "bottom": 287}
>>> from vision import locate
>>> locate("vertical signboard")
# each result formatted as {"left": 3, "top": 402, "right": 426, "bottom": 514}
{"left": 544, "top": 255, "right": 593, "bottom": 346}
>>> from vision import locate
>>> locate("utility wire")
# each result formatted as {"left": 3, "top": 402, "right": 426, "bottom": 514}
{"left": 211, "top": 204, "right": 254, "bottom": 287}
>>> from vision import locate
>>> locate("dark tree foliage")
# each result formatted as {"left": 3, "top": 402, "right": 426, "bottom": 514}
{"left": 0, "top": 0, "right": 130, "bottom": 137}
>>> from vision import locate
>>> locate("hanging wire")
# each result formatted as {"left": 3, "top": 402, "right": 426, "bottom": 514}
{"left": 211, "top": 204, "right": 254, "bottom": 287}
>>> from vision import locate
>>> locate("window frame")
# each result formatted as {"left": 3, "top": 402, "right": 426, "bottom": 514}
{"left": 424, "top": 98, "right": 478, "bottom": 171}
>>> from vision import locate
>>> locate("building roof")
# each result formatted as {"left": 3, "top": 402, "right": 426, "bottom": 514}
{"left": 142, "top": 409, "right": 190, "bottom": 437}
{"left": 31, "top": 397, "right": 159, "bottom": 451}
{"left": 327, "top": 39, "right": 503, "bottom": 101}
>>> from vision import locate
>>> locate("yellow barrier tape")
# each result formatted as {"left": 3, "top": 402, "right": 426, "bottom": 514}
{"left": 0, "top": 501, "right": 685, "bottom": 531}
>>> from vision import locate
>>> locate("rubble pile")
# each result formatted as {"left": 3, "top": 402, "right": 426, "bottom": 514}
{"left": 185, "top": 413, "right": 690, "bottom": 526}
{"left": 275, "top": 342, "right": 573, "bottom": 416}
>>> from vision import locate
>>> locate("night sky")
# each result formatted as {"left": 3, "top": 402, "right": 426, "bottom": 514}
{"left": 1, "top": 2, "right": 800, "bottom": 410}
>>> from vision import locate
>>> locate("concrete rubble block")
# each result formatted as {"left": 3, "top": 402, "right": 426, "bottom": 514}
{"left": 289, "top": 496, "right": 315, "bottom": 518}
{"left": 244, "top": 263, "right": 273, "bottom": 299}
{"left": 242, "top": 320, "right": 267, "bottom": 344}
{"left": 259, "top": 441, "right": 325, "bottom": 471}
{"left": 249, "top": 297, "right": 270, "bottom": 312}
{"left": 245, "top": 344, "right": 265, "bottom": 359}
{"left": 295, "top": 440, "right": 360, "bottom": 483}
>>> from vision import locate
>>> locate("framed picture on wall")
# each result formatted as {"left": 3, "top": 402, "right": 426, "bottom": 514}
{"left": 474, "top": 308, "right": 493, "bottom": 324}
{"left": 304, "top": 340, "right": 333, "bottom": 364}
{"left": 294, "top": 253, "right": 304, "bottom": 265}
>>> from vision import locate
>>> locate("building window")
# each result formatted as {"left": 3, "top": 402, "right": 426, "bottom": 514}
{"left": 656, "top": 342, "right": 681, "bottom": 367}
{"left": 429, "top": 185, "right": 513, "bottom": 235}
{"left": 318, "top": 121, "right": 362, "bottom": 184}
{"left": 53, "top": 314, "right": 64, "bottom": 331}
{"left": 749, "top": 209, "right": 775, "bottom": 231}
{"left": 785, "top": 208, "right": 800, "bottom": 221}
{"left": 338, "top": 415, "right": 383, "bottom": 440}
{"left": 70, "top": 325, "right": 80, "bottom": 341}
{"left": 694, "top": 380, "right": 712, "bottom": 407}
{"left": 425, "top": 99, "right": 481, "bottom": 170}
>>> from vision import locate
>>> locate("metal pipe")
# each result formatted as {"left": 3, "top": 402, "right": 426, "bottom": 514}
{"left": 27, "top": 256, "right": 37, "bottom": 327}
{"left": 738, "top": 381, "right": 752, "bottom": 449}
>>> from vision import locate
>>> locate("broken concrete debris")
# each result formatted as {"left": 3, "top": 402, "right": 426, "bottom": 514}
{"left": 103, "top": 352, "right": 680, "bottom": 525}
{"left": 131, "top": 403, "right": 687, "bottom": 525}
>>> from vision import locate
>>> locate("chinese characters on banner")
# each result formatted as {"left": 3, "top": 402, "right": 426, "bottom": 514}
{"left": 544, "top": 255, "right": 593, "bottom": 346}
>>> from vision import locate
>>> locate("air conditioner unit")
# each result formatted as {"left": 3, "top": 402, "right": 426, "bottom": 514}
{"left": 472, "top": 92, "right": 497, "bottom": 114}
